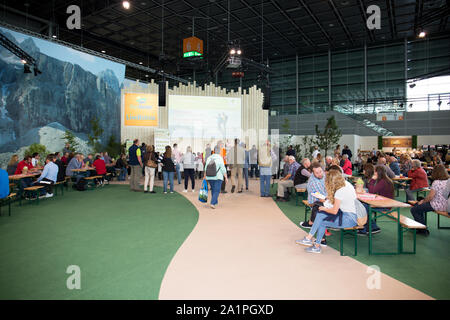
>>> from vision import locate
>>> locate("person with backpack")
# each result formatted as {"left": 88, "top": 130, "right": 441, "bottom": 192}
{"left": 204, "top": 146, "right": 228, "bottom": 209}
{"left": 143, "top": 145, "right": 158, "bottom": 193}
{"left": 296, "top": 169, "right": 362, "bottom": 254}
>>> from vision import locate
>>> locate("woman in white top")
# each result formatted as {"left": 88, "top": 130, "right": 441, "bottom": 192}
{"left": 297, "top": 169, "right": 358, "bottom": 253}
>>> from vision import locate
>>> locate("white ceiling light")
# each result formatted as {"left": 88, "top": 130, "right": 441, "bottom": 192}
{"left": 230, "top": 49, "right": 236, "bottom": 55}
{"left": 418, "top": 31, "right": 426, "bottom": 38}
{"left": 123, "top": 1, "right": 130, "bottom": 9}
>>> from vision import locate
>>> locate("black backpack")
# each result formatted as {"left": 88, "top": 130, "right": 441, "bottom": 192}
{"left": 206, "top": 159, "right": 219, "bottom": 177}
{"left": 72, "top": 178, "right": 88, "bottom": 191}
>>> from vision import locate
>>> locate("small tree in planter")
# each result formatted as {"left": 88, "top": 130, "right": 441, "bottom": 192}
{"left": 88, "top": 117, "right": 104, "bottom": 153}
{"left": 314, "top": 116, "right": 342, "bottom": 157}
{"left": 61, "top": 130, "right": 79, "bottom": 153}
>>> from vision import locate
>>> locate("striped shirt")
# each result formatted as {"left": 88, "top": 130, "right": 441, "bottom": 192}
{"left": 307, "top": 174, "right": 327, "bottom": 204}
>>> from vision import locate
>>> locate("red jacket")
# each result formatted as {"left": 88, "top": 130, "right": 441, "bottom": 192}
{"left": 341, "top": 159, "right": 353, "bottom": 175}
{"left": 15, "top": 160, "right": 34, "bottom": 174}
{"left": 93, "top": 159, "right": 107, "bottom": 175}
{"left": 408, "top": 168, "right": 429, "bottom": 190}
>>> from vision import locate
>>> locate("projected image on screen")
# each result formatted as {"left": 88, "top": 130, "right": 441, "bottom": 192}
{"left": 168, "top": 95, "right": 242, "bottom": 139}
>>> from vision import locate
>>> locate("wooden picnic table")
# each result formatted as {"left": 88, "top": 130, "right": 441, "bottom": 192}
{"left": 8, "top": 172, "right": 41, "bottom": 181}
{"left": 71, "top": 167, "right": 95, "bottom": 172}
{"left": 357, "top": 193, "right": 411, "bottom": 255}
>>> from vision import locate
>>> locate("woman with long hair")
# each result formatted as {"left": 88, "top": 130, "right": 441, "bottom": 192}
{"left": 368, "top": 165, "right": 395, "bottom": 199}
{"left": 7, "top": 155, "right": 19, "bottom": 176}
{"left": 362, "top": 163, "right": 375, "bottom": 188}
{"left": 411, "top": 164, "right": 449, "bottom": 235}
{"left": 143, "top": 145, "right": 158, "bottom": 193}
{"left": 160, "top": 145, "right": 175, "bottom": 193}
{"left": 296, "top": 169, "right": 358, "bottom": 253}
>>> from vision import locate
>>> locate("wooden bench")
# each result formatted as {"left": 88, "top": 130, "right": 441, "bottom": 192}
{"left": 0, "top": 193, "right": 16, "bottom": 216}
{"left": 300, "top": 200, "right": 362, "bottom": 256}
{"left": 340, "top": 225, "right": 364, "bottom": 256}
{"left": 24, "top": 186, "right": 45, "bottom": 205}
{"left": 408, "top": 200, "right": 449, "bottom": 229}
{"left": 53, "top": 180, "right": 66, "bottom": 196}
{"left": 387, "top": 211, "right": 426, "bottom": 254}
{"left": 295, "top": 188, "right": 307, "bottom": 206}
{"left": 84, "top": 176, "right": 103, "bottom": 189}
{"left": 393, "top": 181, "right": 407, "bottom": 197}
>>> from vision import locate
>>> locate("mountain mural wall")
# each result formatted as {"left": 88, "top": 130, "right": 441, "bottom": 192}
{"left": 0, "top": 27, "right": 125, "bottom": 168}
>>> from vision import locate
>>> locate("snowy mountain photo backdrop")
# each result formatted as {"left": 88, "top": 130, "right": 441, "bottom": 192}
{"left": 0, "top": 26, "right": 125, "bottom": 168}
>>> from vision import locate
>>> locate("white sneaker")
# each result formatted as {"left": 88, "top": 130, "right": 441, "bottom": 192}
{"left": 183, "top": 190, "right": 188, "bottom": 193}
{"left": 210, "top": 205, "right": 216, "bottom": 209}
{"left": 45, "top": 193, "right": 54, "bottom": 198}
{"left": 164, "top": 192, "right": 167, "bottom": 194}
{"left": 170, "top": 191, "right": 174, "bottom": 194}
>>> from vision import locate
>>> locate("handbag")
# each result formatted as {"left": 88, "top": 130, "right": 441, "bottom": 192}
{"left": 198, "top": 180, "right": 208, "bottom": 203}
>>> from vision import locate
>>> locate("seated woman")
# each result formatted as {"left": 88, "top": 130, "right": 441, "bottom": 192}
{"left": 406, "top": 159, "right": 429, "bottom": 201}
{"left": 115, "top": 154, "right": 128, "bottom": 181}
{"left": 362, "top": 163, "right": 375, "bottom": 189}
{"left": 410, "top": 164, "right": 449, "bottom": 235}
{"left": 296, "top": 169, "right": 358, "bottom": 253}
{"left": 359, "top": 165, "right": 395, "bottom": 235}
{"left": 93, "top": 155, "right": 107, "bottom": 186}
{"left": 399, "top": 154, "right": 412, "bottom": 177}
{"left": 7, "top": 155, "right": 19, "bottom": 176}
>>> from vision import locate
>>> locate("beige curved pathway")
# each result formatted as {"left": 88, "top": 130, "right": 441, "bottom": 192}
{"left": 155, "top": 179, "right": 432, "bottom": 300}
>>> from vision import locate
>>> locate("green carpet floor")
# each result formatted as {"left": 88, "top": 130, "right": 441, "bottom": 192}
{"left": 273, "top": 185, "right": 450, "bottom": 300}
{"left": 0, "top": 185, "right": 198, "bottom": 300}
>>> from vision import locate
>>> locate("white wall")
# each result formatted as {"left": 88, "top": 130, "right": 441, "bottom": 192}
{"left": 417, "top": 135, "right": 450, "bottom": 146}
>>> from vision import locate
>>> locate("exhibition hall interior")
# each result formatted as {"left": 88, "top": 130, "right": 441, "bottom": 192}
{"left": 1, "top": 0, "right": 450, "bottom": 302}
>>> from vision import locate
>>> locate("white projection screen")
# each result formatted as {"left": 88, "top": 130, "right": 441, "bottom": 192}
{"left": 168, "top": 95, "right": 242, "bottom": 140}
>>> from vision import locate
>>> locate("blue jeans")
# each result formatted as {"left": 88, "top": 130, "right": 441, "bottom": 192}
{"left": 163, "top": 171, "right": 174, "bottom": 192}
{"left": 362, "top": 203, "right": 381, "bottom": 232}
{"left": 118, "top": 168, "right": 127, "bottom": 181}
{"left": 175, "top": 163, "right": 181, "bottom": 184}
{"left": 208, "top": 179, "right": 222, "bottom": 206}
{"left": 74, "top": 171, "right": 89, "bottom": 183}
{"left": 410, "top": 201, "right": 433, "bottom": 226}
{"left": 260, "top": 175, "right": 271, "bottom": 196}
{"left": 309, "top": 211, "right": 357, "bottom": 246}
{"left": 243, "top": 168, "right": 249, "bottom": 189}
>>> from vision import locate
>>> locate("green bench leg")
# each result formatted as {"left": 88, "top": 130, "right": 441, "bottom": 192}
{"left": 438, "top": 214, "right": 450, "bottom": 229}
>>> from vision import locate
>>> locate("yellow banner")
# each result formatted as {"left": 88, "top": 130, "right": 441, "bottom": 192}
{"left": 124, "top": 93, "right": 158, "bottom": 127}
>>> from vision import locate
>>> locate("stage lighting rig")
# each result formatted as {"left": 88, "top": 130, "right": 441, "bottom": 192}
{"left": 0, "top": 33, "right": 42, "bottom": 76}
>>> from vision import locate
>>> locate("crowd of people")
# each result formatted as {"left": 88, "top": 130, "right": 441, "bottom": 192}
{"left": 4, "top": 143, "right": 119, "bottom": 198}
{"left": 3, "top": 140, "right": 449, "bottom": 244}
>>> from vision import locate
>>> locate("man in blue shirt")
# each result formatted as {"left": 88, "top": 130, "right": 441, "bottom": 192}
{"left": 34, "top": 154, "right": 59, "bottom": 197}
{"left": 388, "top": 155, "right": 401, "bottom": 176}
{"left": 276, "top": 156, "right": 300, "bottom": 202}
{"left": 301, "top": 162, "right": 327, "bottom": 228}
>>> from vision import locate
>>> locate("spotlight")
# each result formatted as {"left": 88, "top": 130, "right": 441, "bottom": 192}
{"left": 418, "top": 31, "right": 426, "bottom": 38}
{"left": 21, "top": 59, "right": 27, "bottom": 64}
{"left": 52, "top": 35, "right": 57, "bottom": 38}
{"left": 23, "top": 64, "right": 32, "bottom": 74}
{"left": 230, "top": 49, "right": 236, "bottom": 55}
{"left": 123, "top": 1, "right": 130, "bottom": 9}
{"left": 101, "top": 50, "right": 106, "bottom": 53}
{"left": 237, "top": 49, "right": 242, "bottom": 55}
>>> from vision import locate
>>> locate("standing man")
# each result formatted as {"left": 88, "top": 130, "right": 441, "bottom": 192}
{"left": 128, "top": 139, "right": 143, "bottom": 191}
{"left": 259, "top": 140, "right": 273, "bottom": 197}
{"left": 342, "top": 145, "right": 353, "bottom": 161}
{"left": 173, "top": 143, "right": 182, "bottom": 185}
{"left": 249, "top": 145, "right": 258, "bottom": 178}
{"left": 286, "top": 145, "right": 296, "bottom": 157}
{"left": 228, "top": 138, "right": 245, "bottom": 193}
{"left": 276, "top": 156, "right": 300, "bottom": 202}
